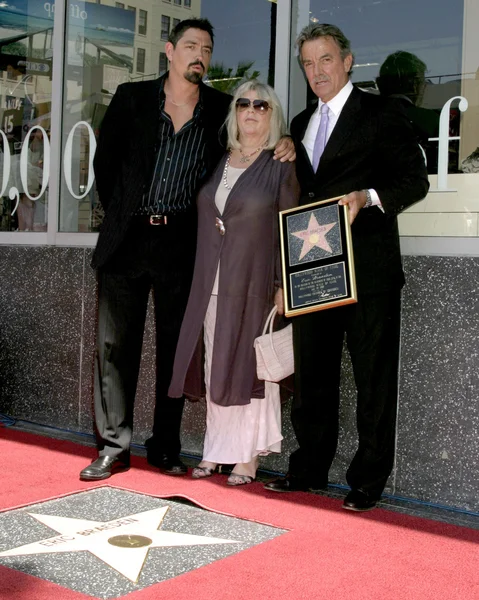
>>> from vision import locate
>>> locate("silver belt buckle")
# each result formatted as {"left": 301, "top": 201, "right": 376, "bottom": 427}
{"left": 150, "top": 214, "right": 167, "bottom": 225}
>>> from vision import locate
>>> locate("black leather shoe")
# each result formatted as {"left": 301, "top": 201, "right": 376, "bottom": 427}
{"left": 147, "top": 453, "right": 188, "bottom": 476}
{"left": 342, "top": 489, "right": 377, "bottom": 512}
{"left": 264, "top": 474, "right": 327, "bottom": 493}
{"left": 79, "top": 456, "right": 130, "bottom": 481}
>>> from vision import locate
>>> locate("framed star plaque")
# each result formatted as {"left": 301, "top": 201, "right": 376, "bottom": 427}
{"left": 279, "top": 196, "right": 357, "bottom": 317}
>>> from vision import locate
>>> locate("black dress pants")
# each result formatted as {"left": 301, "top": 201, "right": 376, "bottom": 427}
{"left": 94, "top": 214, "right": 196, "bottom": 460}
{"left": 289, "top": 289, "right": 401, "bottom": 499}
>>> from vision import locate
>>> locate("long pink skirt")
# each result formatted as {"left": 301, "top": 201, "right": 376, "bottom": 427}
{"left": 202, "top": 295, "right": 283, "bottom": 464}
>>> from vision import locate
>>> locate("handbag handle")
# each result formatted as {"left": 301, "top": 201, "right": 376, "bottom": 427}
{"left": 262, "top": 306, "right": 278, "bottom": 336}
{"left": 262, "top": 306, "right": 280, "bottom": 361}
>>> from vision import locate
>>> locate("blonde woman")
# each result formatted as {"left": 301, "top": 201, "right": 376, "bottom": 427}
{"left": 169, "top": 80, "right": 299, "bottom": 485}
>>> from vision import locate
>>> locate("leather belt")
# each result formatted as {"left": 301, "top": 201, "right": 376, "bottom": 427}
{"left": 149, "top": 214, "right": 168, "bottom": 225}
{"left": 132, "top": 214, "right": 171, "bottom": 226}
{"left": 131, "top": 211, "right": 194, "bottom": 228}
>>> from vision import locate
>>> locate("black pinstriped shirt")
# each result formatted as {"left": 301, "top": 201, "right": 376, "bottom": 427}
{"left": 136, "top": 79, "right": 206, "bottom": 215}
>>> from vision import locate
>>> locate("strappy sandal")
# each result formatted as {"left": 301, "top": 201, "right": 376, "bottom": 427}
{"left": 192, "top": 466, "right": 217, "bottom": 479}
{"left": 227, "top": 473, "right": 256, "bottom": 486}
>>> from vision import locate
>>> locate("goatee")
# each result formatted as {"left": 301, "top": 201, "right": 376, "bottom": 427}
{"left": 184, "top": 71, "right": 203, "bottom": 84}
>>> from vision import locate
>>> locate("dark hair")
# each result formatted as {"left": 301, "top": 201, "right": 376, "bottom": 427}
{"left": 296, "top": 23, "right": 354, "bottom": 74}
{"left": 168, "top": 18, "right": 214, "bottom": 48}
{"left": 376, "top": 51, "right": 427, "bottom": 103}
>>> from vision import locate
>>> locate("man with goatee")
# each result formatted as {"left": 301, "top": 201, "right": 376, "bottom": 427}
{"left": 80, "top": 18, "right": 293, "bottom": 482}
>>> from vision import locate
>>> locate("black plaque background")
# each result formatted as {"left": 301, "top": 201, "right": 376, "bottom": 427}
{"left": 280, "top": 197, "right": 357, "bottom": 317}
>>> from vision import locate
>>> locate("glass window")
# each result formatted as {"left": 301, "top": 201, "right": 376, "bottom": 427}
{"left": 115, "top": 3, "right": 125, "bottom": 9}
{"left": 138, "top": 9, "right": 148, "bottom": 36}
{"left": 136, "top": 48, "right": 146, "bottom": 74}
{"left": 0, "top": 0, "right": 53, "bottom": 232}
{"left": 58, "top": 0, "right": 276, "bottom": 232}
{"left": 184, "top": 0, "right": 191, "bottom": 8}
{"left": 159, "top": 52, "right": 168, "bottom": 76}
{"left": 161, "top": 15, "right": 170, "bottom": 41}
{"left": 127, "top": 6, "right": 136, "bottom": 26}
{"left": 59, "top": 0, "right": 137, "bottom": 232}
{"left": 174, "top": 0, "right": 182, "bottom": 6}
{"left": 292, "top": 0, "right": 479, "bottom": 239}
{"left": 303, "top": 0, "right": 464, "bottom": 177}
{"left": 173, "top": 18, "right": 180, "bottom": 29}
{"left": 203, "top": 0, "right": 276, "bottom": 92}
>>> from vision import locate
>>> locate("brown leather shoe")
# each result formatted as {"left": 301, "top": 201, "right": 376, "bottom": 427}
{"left": 79, "top": 456, "right": 130, "bottom": 481}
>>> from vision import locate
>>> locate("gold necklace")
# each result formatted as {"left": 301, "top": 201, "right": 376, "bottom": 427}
{"left": 165, "top": 92, "right": 199, "bottom": 107}
{"left": 239, "top": 145, "right": 264, "bottom": 163}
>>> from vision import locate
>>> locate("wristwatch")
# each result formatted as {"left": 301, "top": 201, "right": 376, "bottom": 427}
{"left": 362, "top": 189, "right": 373, "bottom": 208}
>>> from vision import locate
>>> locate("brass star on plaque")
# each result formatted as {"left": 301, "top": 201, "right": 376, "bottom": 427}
{"left": 292, "top": 212, "right": 337, "bottom": 259}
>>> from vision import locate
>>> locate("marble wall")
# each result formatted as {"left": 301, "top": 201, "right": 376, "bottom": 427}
{"left": 0, "top": 248, "right": 477, "bottom": 511}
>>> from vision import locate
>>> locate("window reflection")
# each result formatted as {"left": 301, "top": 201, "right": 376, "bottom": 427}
{"left": 138, "top": 9, "right": 147, "bottom": 36}
{"left": 161, "top": 15, "right": 170, "bottom": 41}
{"left": 307, "top": 0, "right": 474, "bottom": 176}
{"left": 376, "top": 51, "right": 440, "bottom": 172}
{"left": 136, "top": 48, "right": 145, "bottom": 73}
{"left": 0, "top": 0, "right": 52, "bottom": 231}
{"left": 60, "top": 0, "right": 277, "bottom": 232}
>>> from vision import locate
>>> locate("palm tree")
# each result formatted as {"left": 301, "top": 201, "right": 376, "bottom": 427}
{"left": 207, "top": 61, "right": 260, "bottom": 94}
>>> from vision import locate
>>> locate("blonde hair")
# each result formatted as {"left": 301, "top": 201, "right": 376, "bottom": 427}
{"left": 225, "top": 80, "right": 286, "bottom": 151}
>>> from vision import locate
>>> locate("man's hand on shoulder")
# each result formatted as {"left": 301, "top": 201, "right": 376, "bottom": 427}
{"left": 273, "top": 136, "right": 296, "bottom": 162}
{"left": 338, "top": 191, "right": 368, "bottom": 225}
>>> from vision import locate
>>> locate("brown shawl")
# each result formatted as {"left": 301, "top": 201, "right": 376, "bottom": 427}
{"left": 168, "top": 150, "right": 299, "bottom": 406}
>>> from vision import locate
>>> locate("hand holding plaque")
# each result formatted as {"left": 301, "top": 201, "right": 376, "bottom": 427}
{"left": 279, "top": 196, "right": 357, "bottom": 317}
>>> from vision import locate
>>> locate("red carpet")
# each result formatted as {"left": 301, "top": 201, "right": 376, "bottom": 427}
{"left": 1, "top": 427, "right": 478, "bottom": 600}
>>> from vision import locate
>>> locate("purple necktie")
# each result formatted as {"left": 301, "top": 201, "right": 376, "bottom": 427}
{"left": 312, "top": 103, "right": 330, "bottom": 172}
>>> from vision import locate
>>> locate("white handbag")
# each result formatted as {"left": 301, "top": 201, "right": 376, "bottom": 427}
{"left": 254, "top": 306, "right": 294, "bottom": 382}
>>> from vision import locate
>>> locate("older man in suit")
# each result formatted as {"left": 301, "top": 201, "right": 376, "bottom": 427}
{"left": 265, "top": 24, "right": 429, "bottom": 511}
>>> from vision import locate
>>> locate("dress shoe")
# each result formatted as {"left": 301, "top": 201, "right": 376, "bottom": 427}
{"left": 342, "top": 489, "right": 377, "bottom": 512}
{"left": 79, "top": 456, "right": 130, "bottom": 481}
{"left": 264, "top": 474, "right": 327, "bottom": 493}
{"left": 147, "top": 453, "right": 188, "bottom": 476}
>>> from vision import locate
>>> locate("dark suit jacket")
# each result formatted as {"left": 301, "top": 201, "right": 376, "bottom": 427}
{"left": 92, "top": 75, "right": 232, "bottom": 269}
{"left": 291, "top": 86, "right": 430, "bottom": 294}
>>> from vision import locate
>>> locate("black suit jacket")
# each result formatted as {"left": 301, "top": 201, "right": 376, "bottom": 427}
{"left": 92, "top": 75, "right": 232, "bottom": 269}
{"left": 291, "top": 86, "right": 429, "bottom": 294}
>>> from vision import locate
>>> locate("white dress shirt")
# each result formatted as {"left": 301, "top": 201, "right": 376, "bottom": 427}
{"left": 302, "top": 80, "right": 382, "bottom": 209}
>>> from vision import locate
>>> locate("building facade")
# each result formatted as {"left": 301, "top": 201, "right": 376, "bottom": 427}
{"left": 0, "top": 0, "right": 478, "bottom": 511}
